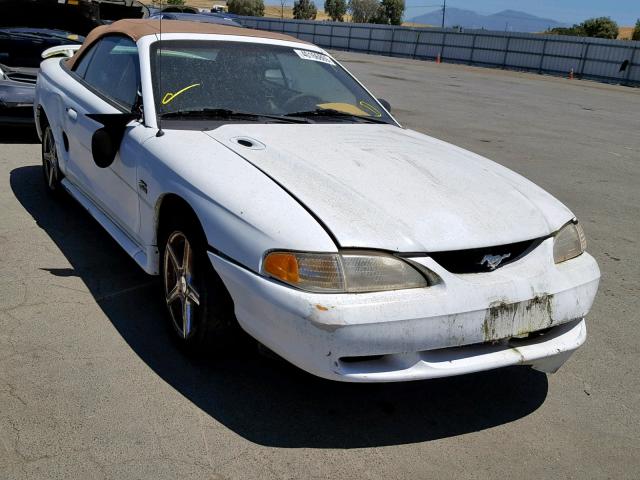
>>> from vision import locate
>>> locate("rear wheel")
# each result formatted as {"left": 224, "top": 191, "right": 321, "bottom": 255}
{"left": 160, "top": 214, "right": 235, "bottom": 354}
{"left": 41, "top": 125, "right": 63, "bottom": 195}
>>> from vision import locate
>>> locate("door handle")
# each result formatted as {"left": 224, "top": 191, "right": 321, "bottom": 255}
{"left": 66, "top": 107, "right": 77, "bottom": 121}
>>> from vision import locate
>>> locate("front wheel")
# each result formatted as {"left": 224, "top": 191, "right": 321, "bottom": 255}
{"left": 160, "top": 216, "right": 235, "bottom": 354}
{"left": 41, "top": 125, "right": 64, "bottom": 195}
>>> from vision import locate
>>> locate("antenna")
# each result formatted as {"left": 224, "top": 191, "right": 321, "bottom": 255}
{"left": 156, "top": 0, "right": 165, "bottom": 137}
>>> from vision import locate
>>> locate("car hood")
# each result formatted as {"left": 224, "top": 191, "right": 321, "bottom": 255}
{"left": 204, "top": 124, "right": 573, "bottom": 252}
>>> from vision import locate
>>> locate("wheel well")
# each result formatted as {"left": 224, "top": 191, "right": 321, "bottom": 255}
{"left": 156, "top": 194, "right": 205, "bottom": 245}
{"left": 37, "top": 106, "right": 49, "bottom": 135}
{"left": 156, "top": 193, "right": 238, "bottom": 326}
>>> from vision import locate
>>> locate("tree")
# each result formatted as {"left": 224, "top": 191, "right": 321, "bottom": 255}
{"left": 227, "top": 0, "right": 265, "bottom": 16}
{"left": 293, "top": 0, "right": 317, "bottom": 19}
{"left": 548, "top": 17, "right": 619, "bottom": 39}
{"left": 547, "top": 25, "right": 585, "bottom": 36}
{"left": 632, "top": 19, "right": 640, "bottom": 41}
{"left": 166, "top": 0, "right": 185, "bottom": 4}
{"left": 348, "top": 0, "right": 379, "bottom": 23}
{"left": 324, "top": 0, "right": 347, "bottom": 22}
{"left": 581, "top": 17, "right": 619, "bottom": 39}
{"left": 372, "top": 0, "right": 404, "bottom": 25}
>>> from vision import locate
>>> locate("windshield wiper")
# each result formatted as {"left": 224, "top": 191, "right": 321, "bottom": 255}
{"left": 285, "top": 108, "right": 389, "bottom": 124}
{"left": 159, "top": 108, "right": 309, "bottom": 123}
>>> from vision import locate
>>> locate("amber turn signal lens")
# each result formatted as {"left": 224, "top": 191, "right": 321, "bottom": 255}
{"left": 264, "top": 252, "right": 300, "bottom": 283}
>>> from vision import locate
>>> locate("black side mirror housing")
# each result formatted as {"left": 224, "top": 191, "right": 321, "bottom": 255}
{"left": 378, "top": 98, "right": 391, "bottom": 112}
{"left": 87, "top": 113, "right": 137, "bottom": 168}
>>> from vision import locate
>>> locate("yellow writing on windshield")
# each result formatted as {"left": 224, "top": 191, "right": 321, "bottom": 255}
{"left": 318, "top": 102, "right": 370, "bottom": 116}
{"left": 162, "top": 83, "right": 201, "bottom": 105}
{"left": 358, "top": 100, "right": 382, "bottom": 117}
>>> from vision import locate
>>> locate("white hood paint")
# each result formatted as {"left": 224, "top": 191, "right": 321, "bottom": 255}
{"left": 206, "top": 124, "right": 574, "bottom": 252}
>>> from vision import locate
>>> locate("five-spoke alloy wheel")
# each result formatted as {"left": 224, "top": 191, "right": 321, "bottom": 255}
{"left": 160, "top": 214, "right": 236, "bottom": 354}
{"left": 42, "top": 125, "right": 63, "bottom": 193}
{"left": 164, "top": 231, "right": 201, "bottom": 339}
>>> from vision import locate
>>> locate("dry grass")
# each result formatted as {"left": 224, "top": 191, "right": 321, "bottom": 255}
{"left": 179, "top": 0, "right": 226, "bottom": 8}
{"left": 177, "top": 0, "right": 332, "bottom": 19}
{"left": 263, "top": 5, "right": 334, "bottom": 21}
{"left": 618, "top": 27, "right": 634, "bottom": 40}
{"left": 402, "top": 21, "right": 432, "bottom": 28}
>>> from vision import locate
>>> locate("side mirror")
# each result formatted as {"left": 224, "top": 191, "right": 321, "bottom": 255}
{"left": 91, "top": 128, "right": 117, "bottom": 168}
{"left": 87, "top": 113, "right": 137, "bottom": 168}
{"left": 378, "top": 98, "right": 391, "bottom": 112}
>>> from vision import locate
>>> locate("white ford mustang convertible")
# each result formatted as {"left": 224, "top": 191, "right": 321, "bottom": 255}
{"left": 34, "top": 19, "right": 600, "bottom": 382}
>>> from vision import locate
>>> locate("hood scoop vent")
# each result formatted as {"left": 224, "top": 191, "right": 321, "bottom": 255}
{"left": 232, "top": 136, "right": 265, "bottom": 150}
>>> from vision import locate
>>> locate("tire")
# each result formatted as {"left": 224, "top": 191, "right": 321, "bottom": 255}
{"left": 41, "top": 124, "right": 64, "bottom": 195}
{"left": 159, "top": 212, "right": 236, "bottom": 355}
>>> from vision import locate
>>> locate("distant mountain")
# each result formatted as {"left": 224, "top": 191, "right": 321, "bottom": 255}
{"left": 410, "top": 8, "right": 568, "bottom": 33}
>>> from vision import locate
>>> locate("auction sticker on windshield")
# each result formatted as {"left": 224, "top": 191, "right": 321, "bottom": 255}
{"left": 294, "top": 49, "right": 336, "bottom": 66}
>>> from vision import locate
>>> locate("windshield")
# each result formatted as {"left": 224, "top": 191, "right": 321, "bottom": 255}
{"left": 150, "top": 40, "right": 393, "bottom": 124}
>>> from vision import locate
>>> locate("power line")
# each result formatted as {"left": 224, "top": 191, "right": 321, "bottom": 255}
{"left": 441, "top": 0, "right": 446, "bottom": 29}
{"left": 402, "top": 2, "right": 446, "bottom": 29}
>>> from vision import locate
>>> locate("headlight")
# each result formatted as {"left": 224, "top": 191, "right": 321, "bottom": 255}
{"left": 262, "top": 250, "right": 430, "bottom": 293}
{"left": 553, "top": 221, "right": 587, "bottom": 264}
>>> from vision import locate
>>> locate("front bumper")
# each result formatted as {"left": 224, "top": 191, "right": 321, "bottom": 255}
{"left": 210, "top": 238, "right": 599, "bottom": 382}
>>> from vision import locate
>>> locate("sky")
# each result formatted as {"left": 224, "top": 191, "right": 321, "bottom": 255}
{"left": 403, "top": 0, "right": 639, "bottom": 25}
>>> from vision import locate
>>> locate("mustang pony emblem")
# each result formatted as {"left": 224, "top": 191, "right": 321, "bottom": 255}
{"left": 480, "top": 253, "right": 511, "bottom": 270}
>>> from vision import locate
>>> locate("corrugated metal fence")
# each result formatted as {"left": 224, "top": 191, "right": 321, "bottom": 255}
{"left": 237, "top": 17, "right": 640, "bottom": 86}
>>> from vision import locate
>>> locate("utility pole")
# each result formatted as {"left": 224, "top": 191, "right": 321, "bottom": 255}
{"left": 441, "top": 0, "right": 446, "bottom": 29}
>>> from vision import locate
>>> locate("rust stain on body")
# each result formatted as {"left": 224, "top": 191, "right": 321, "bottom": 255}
{"left": 315, "top": 304, "right": 329, "bottom": 311}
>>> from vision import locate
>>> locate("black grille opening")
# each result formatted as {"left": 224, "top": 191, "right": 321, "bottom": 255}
{"left": 428, "top": 237, "right": 544, "bottom": 274}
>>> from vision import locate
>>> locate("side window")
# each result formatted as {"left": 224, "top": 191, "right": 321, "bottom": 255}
{"left": 72, "top": 44, "right": 97, "bottom": 78}
{"left": 83, "top": 36, "right": 140, "bottom": 110}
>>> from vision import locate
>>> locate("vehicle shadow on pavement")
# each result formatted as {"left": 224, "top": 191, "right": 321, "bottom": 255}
{"left": 10, "top": 164, "right": 549, "bottom": 449}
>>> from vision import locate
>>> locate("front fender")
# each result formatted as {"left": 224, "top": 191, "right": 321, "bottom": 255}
{"left": 138, "top": 129, "right": 336, "bottom": 274}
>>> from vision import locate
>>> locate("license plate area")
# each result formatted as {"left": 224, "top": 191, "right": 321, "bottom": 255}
{"left": 483, "top": 295, "right": 554, "bottom": 342}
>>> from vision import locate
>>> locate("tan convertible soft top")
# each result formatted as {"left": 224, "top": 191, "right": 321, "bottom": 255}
{"left": 66, "top": 19, "right": 308, "bottom": 70}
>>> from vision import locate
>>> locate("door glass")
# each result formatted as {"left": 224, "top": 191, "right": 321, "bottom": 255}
{"left": 83, "top": 36, "right": 140, "bottom": 110}
{"left": 73, "top": 43, "right": 97, "bottom": 78}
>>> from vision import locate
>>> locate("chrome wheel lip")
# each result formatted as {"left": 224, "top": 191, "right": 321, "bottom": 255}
{"left": 163, "top": 231, "right": 201, "bottom": 340}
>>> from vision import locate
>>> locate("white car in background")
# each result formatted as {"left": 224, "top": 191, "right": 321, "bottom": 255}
{"left": 34, "top": 19, "right": 600, "bottom": 382}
